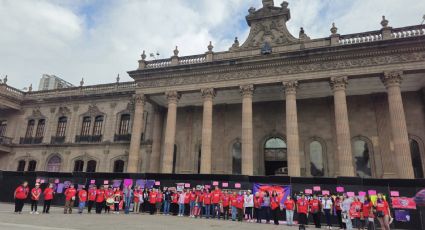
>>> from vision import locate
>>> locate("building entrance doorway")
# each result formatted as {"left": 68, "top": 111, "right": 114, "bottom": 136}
{"left": 264, "top": 137, "right": 287, "bottom": 175}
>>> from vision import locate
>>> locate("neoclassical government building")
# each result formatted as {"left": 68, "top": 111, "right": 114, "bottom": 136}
{"left": 1, "top": 0, "right": 425, "bottom": 179}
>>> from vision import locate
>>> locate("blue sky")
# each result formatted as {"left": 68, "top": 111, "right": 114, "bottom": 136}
{"left": 0, "top": 0, "right": 424, "bottom": 90}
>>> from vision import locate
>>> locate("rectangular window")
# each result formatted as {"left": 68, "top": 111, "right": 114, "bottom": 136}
{"left": 56, "top": 117, "right": 67, "bottom": 137}
{"left": 25, "top": 120, "right": 35, "bottom": 138}
{"left": 80, "top": 117, "right": 91, "bottom": 136}
{"left": 35, "top": 119, "right": 45, "bottom": 138}
{"left": 93, "top": 116, "right": 103, "bottom": 136}
{"left": 0, "top": 120, "right": 7, "bottom": 137}
{"left": 119, "top": 114, "right": 130, "bottom": 135}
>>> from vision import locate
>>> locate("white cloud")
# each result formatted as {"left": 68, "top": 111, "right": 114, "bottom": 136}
{"left": 0, "top": 0, "right": 423, "bottom": 89}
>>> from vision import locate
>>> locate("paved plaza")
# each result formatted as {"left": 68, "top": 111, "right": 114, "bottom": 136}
{"left": 0, "top": 203, "right": 299, "bottom": 230}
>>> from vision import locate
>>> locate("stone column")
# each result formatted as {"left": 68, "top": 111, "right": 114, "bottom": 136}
{"left": 127, "top": 93, "right": 145, "bottom": 173}
{"left": 200, "top": 88, "right": 215, "bottom": 174}
{"left": 240, "top": 85, "right": 254, "bottom": 175}
{"left": 381, "top": 71, "right": 414, "bottom": 178}
{"left": 161, "top": 91, "right": 180, "bottom": 173}
{"left": 283, "top": 81, "right": 301, "bottom": 176}
{"left": 149, "top": 106, "right": 163, "bottom": 173}
{"left": 330, "top": 76, "right": 355, "bottom": 177}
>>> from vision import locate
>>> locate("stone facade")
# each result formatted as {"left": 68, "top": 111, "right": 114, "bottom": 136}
{"left": 1, "top": 0, "right": 425, "bottom": 178}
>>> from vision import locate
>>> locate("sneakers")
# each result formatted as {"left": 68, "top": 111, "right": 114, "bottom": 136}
{"left": 30, "top": 211, "right": 33, "bottom": 214}
{"left": 35, "top": 211, "right": 39, "bottom": 215}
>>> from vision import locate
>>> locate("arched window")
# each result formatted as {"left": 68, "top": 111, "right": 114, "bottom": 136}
{"left": 93, "top": 115, "right": 103, "bottom": 136}
{"left": 264, "top": 137, "right": 287, "bottom": 176}
{"left": 172, "top": 145, "right": 177, "bottom": 174}
{"left": 0, "top": 120, "right": 7, "bottom": 137}
{"left": 25, "top": 120, "right": 35, "bottom": 137}
{"left": 410, "top": 138, "right": 424, "bottom": 178}
{"left": 113, "top": 160, "right": 125, "bottom": 173}
{"left": 232, "top": 141, "right": 242, "bottom": 175}
{"left": 56, "top": 117, "right": 67, "bottom": 137}
{"left": 353, "top": 139, "right": 372, "bottom": 178}
{"left": 46, "top": 155, "right": 61, "bottom": 172}
{"left": 35, "top": 119, "right": 45, "bottom": 138}
{"left": 309, "top": 141, "right": 324, "bottom": 177}
{"left": 86, "top": 160, "right": 97, "bottom": 173}
{"left": 27, "top": 160, "right": 37, "bottom": 172}
{"left": 81, "top": 116, "right": 91, "bottom": 136}
{"left": 73, "top": 160, "right": 84, "bottom": 172}
{"left": 17, "top": 160, "right": 26, "bottom": 171}
{"left": 118, "top": 114, "right": 131, "bottom": 135}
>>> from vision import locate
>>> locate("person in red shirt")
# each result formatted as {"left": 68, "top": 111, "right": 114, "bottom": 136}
{"left": 14, "top": 181, "right": 29, "bottom": 214}
{"left": 230, "top": 191, "right": 238, "bottom": 221}
{"left": 183, "top": 189, "right": 191, "bottom": 216}
{"left": 253, "top": 192, "right": 263, "bottom": 223}
{"left": 203, "top": 190, "right": 212, "bottom": 218}
{"left": 42, "top": 183, "right": 54, "bottom": 214}
{"left": 149, "top": 189, "right": 158, "bottom": 215}
{"left": 95, "top": 185, "right": 105, "bottom": 214}
{"left": 211, "top": 186, "right": 222, "bottom": 219}
{"left": 221, "top": 191, "right": 230, "bottom": 220}
{"left": 156, "top": 188, "right": 163, "bottom": 214}
{"left": 375, "top": 193, "right": 391, "bottom": 230}
{"left": 309, "top": 194, "right": 321, "bottom": 228}
{"left": 104, "top": 186, "right": 114, "bottom": 214}
{"left": 64, "top": 184, "right": 77, "bottom": 214}
{"left": 133, "top": 186, "right": 141, "bottom": 214}
{"left": 284, "top": 196, "right": 295, "bottom": 226}
{"left": 171, "top": 190, "right": 179, "bottom": 216}
{"left": 189, "top": 188, "right": 197, "bottom": 217}
{"left": 87, "top": 185, "right": 97, "bottom": 213}
{"left": 30, "top": 183, "right": 42, "bottom": 214}
{"left": 235, "top": 192, "right": 245, "bottom": 222}
{"left": 113, "top": 187, "right": 123, "bottom": 214}
{"left": 78, "top": 186, "right": 87, "bottom": 214}
{"left": 334, "top": 195, "right": 344, "bottom": 229}
{"left": 270, "top": 190, "right": 281, "bottom": 225}
{"left": 296, "top": 194, "right": 309, "bottom": 227}
{"left": 362, "top": 196, "right": 374, "bottom": 229}
{"left": 351, "top": 196, "right": 363, "bottom": 229}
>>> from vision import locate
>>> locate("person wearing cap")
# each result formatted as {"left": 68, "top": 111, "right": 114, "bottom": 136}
{"left": 64, "top": 184, "right": 77, "bottom": 214}
{"left": 14, "top": 181, "right": 29, "bottom": 214}
{"left": 30, "top": 183, "right": 42, "bottom": 214}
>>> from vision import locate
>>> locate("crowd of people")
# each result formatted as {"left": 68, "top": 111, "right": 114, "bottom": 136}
{"left": 14, "top": 181, "right": 393, "bottom": 230}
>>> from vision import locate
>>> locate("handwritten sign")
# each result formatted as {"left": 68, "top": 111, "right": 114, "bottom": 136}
{"left": 368, "top": 190, "right": 377, "bottom": 195}
{"left": 54, "top": 179, "right": 60, "bottom": 184}
{"left": 212, "top": 181, "right": 219, "bottom": 186}
{"left": 390, "top": 191, "right": 400, "bottom": 197}
{"left": 322, "top": 190, "right": 330, "bottom": 195}
{"left": 40, "top": 179, "right": 45, "bottom": 184}
{"left": 313, "top": 186, "right": 321, "bottom": 191}
{"left": 347, "top": 192, "right": 355, "bottom": 197}
{"left": 235, "top": 183, "right": 241, "bottom": 188}
{"left": 305, "top": 189, "right": 313, "bottom": 194}
{"left": 222, "top": 182, "right": 229, "bottom": 188}
{"left": 184, "top": 183, "right": 191, "bottom": 188}
{"left": 358, "top": 191, "right": 366, "bottom": 197}
{"left": 155, "top": 181, "right": 160, "bottom": 186}
{"left": 336, "top": 187, "right": 344, "bottom": 193}
{"left": 90, "top": 180, "right": 95, "bottom": 184}
{"left": 124, "top": 179, "right": 133, "bottom": 187}
{"left": 103, "top": 180, "right": 109, "bottom": 185}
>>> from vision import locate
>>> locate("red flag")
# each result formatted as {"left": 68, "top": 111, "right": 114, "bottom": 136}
{"left": 391, "top": 197, "right": 416, "bottom": 209}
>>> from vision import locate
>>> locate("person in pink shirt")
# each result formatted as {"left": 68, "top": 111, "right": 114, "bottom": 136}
{"left": 30, "top": 183, "right": 42, "bottom": 214}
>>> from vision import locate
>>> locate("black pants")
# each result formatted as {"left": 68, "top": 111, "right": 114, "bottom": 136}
{"left": 114, "top": 203, "right": 119, "bottom": 212}
{"left": 14, "top": 199, "right": 25, "bottom": 213}
{"left": 87, "top": 200, "right": 95, "bottom": 213}
{"left": 223, "top": 206, "right": 229, "bottom": 220}
{"left": 261, "top": 206, "right": 271, "bottom": 223}
{"left": 95, "top": 202, "right": 104, "bottom": 214}
{"left": 237, "top": 208, "right": 243, "bottom": 221}
{"left": 272, "top": 208, "right": 280, "bottom": 225}
{"left": 104, "top": 204, "right": 110, "bottom": 213}
{"left": 298, "top": 213, "right": 308, "bottom": 225}
{"left": 254, "top": 207, "right": 261, "bottom": 223}
{"left": 245, "top": 207, "right": 253, "bottom": 220}
{"left": 171, "top": 203, "right": 178, "bottom": 215}
{"left": 31, "top": 200, "right": 38, "bottom": 212}
{"left": 43, "top": 200, "right": 51, "bottom": 213}
{"left": 149, "top": 203, "right": 155, "bottom": 215}
{"left": 312, "top": 212, "right": 321, "bottom": 228}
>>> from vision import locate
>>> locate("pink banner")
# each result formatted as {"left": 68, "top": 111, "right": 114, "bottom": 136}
{"left": 368, "top": 190, "right": 377, "bottom": 195}
{"left": 235, "top": 183, "right": 241, "bottom": 188}
{"left": 347, "top": 192, "right": 355, "bottom": 197}
{"left": 336, "top": 187, "right": 344, "bottom": 192}
{"left": 305, "top": 189, "right": 312, "bottom": 194}
{"left": 184, "top": 183, "right": 190, "bottom": 188}
{"left": 358, "top": 191, "right": 366, "bottom": 197}
{"left": 222, "top": 182, "right": 228, "bottom": 188}
{"left": 212, "top": 181, "right": 219, "bottom": 186}
{"left": 313, "top": 186, "right": 321, "bottom": 191}
{"left": 155, "top": 181, "right": 160, "bottom": 186}
{"left": 391, "top": 191, "right": 400, "bottom": 197}
{"left": 90, "top": 180, "right": 95, "bottom": 184}
{"left": 104, "top": 180, "right": 109, "bottom": 185}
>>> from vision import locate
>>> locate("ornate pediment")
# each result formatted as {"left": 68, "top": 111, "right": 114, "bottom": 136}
{"left": 83, "top": 104, "right": 104, "bottom": 117}
{"left": 236, "top": 0, "right": 298, "bottom": 51}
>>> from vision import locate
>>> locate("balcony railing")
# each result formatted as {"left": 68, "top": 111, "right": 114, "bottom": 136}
{"left": 75, "top": 135, "right": 103, "bottom": 143}
{"left": 0, "top": 136, "right": 12, "bottom": 145}
{"left": 51, "top": 136, "right": 66, "bottom": 144}
{"left": 19, "top": 137, "right": 43, "bottom": 144}
{"left": 114, "top": 134, "right": 131, "bottom": 142}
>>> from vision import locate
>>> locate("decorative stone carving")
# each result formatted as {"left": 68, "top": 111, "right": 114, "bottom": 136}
{"left": 330, "top": 76, "right": 349, "bottom": 91}
{"left": 165, "top": 91, "right": 181, "bottom": 103}
{"left": 201, "top": 88, "right": 216, "bottom": 100}
{"left": 30, "top": 107, "right": 44, "bottom": 119}
{"left": 283, "top": 80, "right": 298, "bottom": 95}
{"left": 84, "top": 104, "right": 103, "bottom": 117}
{"left": 240, "top": 84, "right": 255, "bottom": 97}
{"left": 57, "top": 106, "right": 71, "bottom": 116}
{"left": 73, "top": 105, "right": 79, "bottom": 112}
{"left": 330, "top": 22, "right": 338, "bottom": 35}
{"left": 133, "top": 93, "right": 146, "bottom": 106}
{"left": 381, "top": 70, "right": 403, "bottom": 88}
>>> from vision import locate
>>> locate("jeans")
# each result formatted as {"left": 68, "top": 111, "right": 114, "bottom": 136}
{"left": 163, "top": 201, "right": 171, "bottom": 214}
{"left": 286, "top": 210, "right": 294, "bottom": 225}
{"left": 204, "top": 204, "right": 211, "bottom": 218}
{"left": 324, "top": 209, "right": 332, "bottom": 226}
{"left": 189, "top": 201, "right": 195, "bottom": 216}
{"left": 124, "top": 197, "right": 131, "bottom": 214}
{"left": 178, "top": 203, "right": 185, "bottom": 216}
{"left": 231, "top": 206, "right": 237, "bottom": 220}
{"left": 211, "top": 204, "right": 219, "bottom": 218}
{"left": 343, "top": 211, "right": 353, "bottom": 230}
{"left": 78, "top": 202, "right": 85, "bottom": 213}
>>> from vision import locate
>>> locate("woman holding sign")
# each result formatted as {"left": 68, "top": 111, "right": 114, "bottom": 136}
{"left": 375, "top": 193, "right": 391, "bottom": 230}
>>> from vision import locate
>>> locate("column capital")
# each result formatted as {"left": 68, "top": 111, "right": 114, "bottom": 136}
{"left": 381, "top": 70, "right": 403, "bottom": 88}
{"left": 133, "top": 93, "right": 146, "bottom": 106}
{"left": 201, "top": 88, "right": 216, "bottom": 100}
{"left": 330, "top": 76, "right": 349, "bottom": 91}
{"left": 240, "top": 84, "right": 254, "bottom": 97}
{"left": 283, "top": 80, "right": 299, "bottom": 95}
{"left": 165, "top": 91, "right": 181, "bottom": 103}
